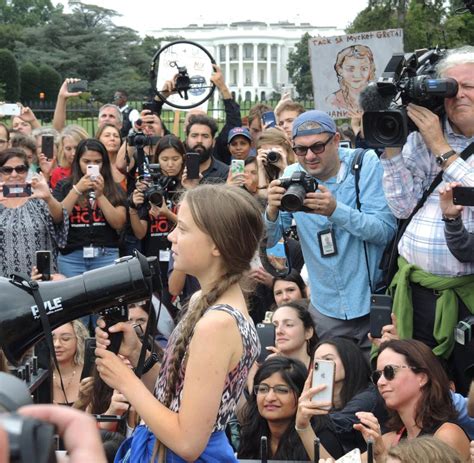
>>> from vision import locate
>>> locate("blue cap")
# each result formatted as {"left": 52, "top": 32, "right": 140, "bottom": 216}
{"left": 292, "top": 110, "right": 337, "bottom": 139}
{"left": 228, "top": 127, "right": 252, "bottom": 144}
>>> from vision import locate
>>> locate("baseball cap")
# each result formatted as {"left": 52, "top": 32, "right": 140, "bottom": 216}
{"left": 228, "top": 127, "right": 252, "bottom": 144}
{"left": 292, "top": 110, "right": 337, "bottom": 139}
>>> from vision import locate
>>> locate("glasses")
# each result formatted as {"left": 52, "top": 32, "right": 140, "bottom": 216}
{"left": 254, "top": 384, "right": 291, "bottom": 396}
{"left": 52, "top": 335, "right": 76, "bottom": 344}
{"left": 0, "top": 165, "right": 28, "bottom": 175}
{"left": 371, "top": 364, "right": 418, "bottom": 384}
{"left": 293, "top": 135, "right": 335, "bottom": 157}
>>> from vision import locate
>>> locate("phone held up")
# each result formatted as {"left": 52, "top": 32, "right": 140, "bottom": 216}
{"left": 231, "top": 159, "right": 245, "bottom": 175}
{"left": 36, "top": 250, "right": 52, "bottom": 281}
{"left": 185, "top": 152, "right": 200, "bottom": 180}
{"left": 256, "top": 323, "right": 275, "bottom": 364}
{"left": 369, "top": 295, "right": 392, "bottom": 338}
{"left": 311, "top": 359, "right": 335, "bottom": 409}
{"left": 2, "top": 183, "right": 32, "bottom": 198}
{"left": 261, "top": 111, "right": 277, "bottom": 128}
{"left": 87, "top": 164, "right": 100, "bottom": 181}
{"left": 67, "top": 80, "right": 88, "bottom": 93}
{"left": 0, "top": 103, "right": 21, "bottom": 117}
{"left": 41, "top": 135, "right": 55, "bottom": 160}
{"left": 453, "top": 186, "right": 474, "bottom": 207}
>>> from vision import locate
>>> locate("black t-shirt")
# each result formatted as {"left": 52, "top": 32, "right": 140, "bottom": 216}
{"left": 53, "top": 179, "right": 125, "bottom": 254}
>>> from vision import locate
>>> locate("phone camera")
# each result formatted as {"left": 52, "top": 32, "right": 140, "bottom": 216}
{"left": 314, "top": 361, "right": 319, "bottom": 370}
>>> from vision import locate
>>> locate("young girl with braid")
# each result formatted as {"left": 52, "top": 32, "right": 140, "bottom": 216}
{"left": 95, "top": 184, "right": 263, "bottom": 462}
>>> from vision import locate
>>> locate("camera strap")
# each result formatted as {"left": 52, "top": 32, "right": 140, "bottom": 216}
{"left": 352, "top": 148, "right": 375, "bottom": 293}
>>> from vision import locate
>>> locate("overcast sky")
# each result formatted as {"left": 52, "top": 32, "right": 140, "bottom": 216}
{"left": 55, "top": 0, "right": 370, "bottom": 35}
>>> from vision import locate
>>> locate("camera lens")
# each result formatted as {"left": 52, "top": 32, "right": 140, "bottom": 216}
{"left": 281, "top": 184, "right": 306, "bottom": 212}
{"left": 148, "top": 191, "right": 163, "bottom": 208}
{"left": 267, "top": 151, "right": 281, "bottom": 164}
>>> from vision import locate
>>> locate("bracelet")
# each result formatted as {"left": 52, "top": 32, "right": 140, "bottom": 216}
{"left": 72, "top": 184, "right": 83, "bottom": 196}
{"left": 295, "top": 424, "right": 310, "bottom": 432}
{"left": 442, "top": 214, "right": 461, "bottom": 223}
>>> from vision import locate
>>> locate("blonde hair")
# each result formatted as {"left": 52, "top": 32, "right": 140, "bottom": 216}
{"left": 257, "top": 127, "right": 296, "bottom": 165}
{"left": 58, "top": 125, "right": 89, "bottom": 168}
{"left": 387, "top": 436, "right": 463, "bottom": 463}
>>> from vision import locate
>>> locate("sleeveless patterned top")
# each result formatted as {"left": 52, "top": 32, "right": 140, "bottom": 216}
{"left": 154, "top": 304, "right": 260, "bottom": 431}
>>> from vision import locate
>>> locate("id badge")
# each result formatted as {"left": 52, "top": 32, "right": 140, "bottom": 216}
{"left": 83, "top": 246, "right": 98, "bottom": 258}
{"left": 159, "top": 250, "right": 171, "bottom": 262}
{"left": 317, "top": 229, "right": 338, "bottom": 257}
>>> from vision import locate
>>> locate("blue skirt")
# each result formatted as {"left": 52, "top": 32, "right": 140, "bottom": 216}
{"left": 114, "top": 425, "right": 237, "bottom": 462}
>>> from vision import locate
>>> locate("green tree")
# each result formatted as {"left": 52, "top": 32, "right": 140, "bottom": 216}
{"left": 0, "top": 49, "right": 20, "bottom": 101}
{"left": 0, "top": 0, "right": 59, "bottom": 27}
{"left": 287, "top": 32, "right": 313, "bottom": 98}
{"left": 37, "top": 63, "right": 61, "bottom": 102}
{"left": 20, "top": 61, "right": 40, "bottom": 102}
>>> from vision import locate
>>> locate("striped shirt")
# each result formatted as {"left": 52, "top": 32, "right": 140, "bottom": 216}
{"left": 380, "top": 119, "right": 474, "bottom": 276}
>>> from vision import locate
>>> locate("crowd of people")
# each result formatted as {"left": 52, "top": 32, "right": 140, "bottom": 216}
{"left": 0, "top": 46, "right": 473, "bottom": 463}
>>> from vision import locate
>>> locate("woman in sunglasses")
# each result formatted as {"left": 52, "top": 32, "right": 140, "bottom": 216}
{"left": 297, "top": 339, "right": 471, "bottom": 461}
{"left": 238, "top": 357, "right": 311, "bottom": 460}
{"left": 0, "top": 147, "right": 67, "bottom": 278}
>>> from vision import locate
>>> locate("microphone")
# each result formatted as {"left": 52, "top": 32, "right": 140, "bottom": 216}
{"left": 359, "top": 82, "right": 393, "bottom": 112}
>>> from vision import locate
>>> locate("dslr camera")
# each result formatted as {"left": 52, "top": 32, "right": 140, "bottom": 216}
{"left": 279, "top": 172, "right": 318, "bottom": 212}
{"left": 135, "top": 164, "right": 179, "bottom": 208}
{"left": 362, "top": 49, "right": 458, "bottom": 147}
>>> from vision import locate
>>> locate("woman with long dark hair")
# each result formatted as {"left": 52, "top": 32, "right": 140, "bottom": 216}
{"left": 238, "top": 357, "right": 310, "bottom": 460}
{"left": 297, "top": 339, "right": 470, "bottom": 461}
{"left": 53, "top": 138, "right": 126, "bottom": 278}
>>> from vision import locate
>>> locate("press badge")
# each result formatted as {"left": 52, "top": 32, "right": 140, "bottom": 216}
{"left": 318, "top": 229, "right": 338, "bottom": 257}
{"left": 83, "top": 246, "right": 99, "bottom": 258}
{"left": 159, "top": 249, "right": 171, "bottom": 262}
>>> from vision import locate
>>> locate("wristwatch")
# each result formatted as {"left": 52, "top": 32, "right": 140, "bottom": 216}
{"left": 435, "top": 149, "right": 457, "bottom": 166}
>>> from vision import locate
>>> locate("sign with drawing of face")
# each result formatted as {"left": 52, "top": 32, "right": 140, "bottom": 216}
{"left": 309, "top": 29, "right": 403, "bottom": 119}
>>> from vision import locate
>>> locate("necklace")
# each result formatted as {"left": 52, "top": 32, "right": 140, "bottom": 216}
{"left": 53, "top": 368, "right": 77, "bottom": 391}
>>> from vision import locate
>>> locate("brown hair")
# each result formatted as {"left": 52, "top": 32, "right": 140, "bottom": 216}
{"left": 275, "top": 101, "right": 305, "bottom": 118}
{"left": 387, "top": 435, "right": 463, "bottom": 463}
{"left": 257, "top": 127, "right": 296, "bottom": 165}
{"left": 378, "top": 339, "right": 457, "bottom": 432}
{"left": 161, "top": 184, "right": 264, "bottom": 407}
{"left": 0, "top": 147, "right": 29, "bottom": 167}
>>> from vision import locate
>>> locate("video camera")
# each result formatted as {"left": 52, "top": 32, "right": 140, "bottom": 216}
{"left": 134, "top": 163, "right": 179, "bottom": 208}
{"left": 279, "top": 172, "right": 318, "bottom": 213}
{"left": 361, "top": 48, "right": 458, "bottom": 147}
{"left": 127, "top": 129, "right": 159, "bottom": 149}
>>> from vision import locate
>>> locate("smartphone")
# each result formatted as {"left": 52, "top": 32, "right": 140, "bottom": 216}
{"left": 41, "top": 135, "right": 55, "bottom": 160}
{"left": 256, "top": 323, "right": 275, "bottom": 364}
{"left": 36, "top": 250, "right": 52, "bottom": 281}
{"left": 67, "top": 80, "right": 88, "bottom": 93}
{"left": 87, "top": 164, "right": 100, "bottom": 180}
{"left": 80, "top": 338, "right": 96, "bottom": 380}
{"left": 93, "top": 414, "right": 124, "bottom": 423}
{"left": 0, "top": 103, "right": 21, "bottom": 116}
{"left": 339, "top": 141, "right": 351, "bottom": 149}
{"left": 370, "top": 294, "right": 392, "bottom": 338}
{"left": 2, "top": 183, "right": 32, "bottom": 198}
{"left": 453, "top": 186, "right": 474, "bottom": 206}
{"left": 262, "top": 111, "right": 277, "bottom": 128}
{"left": 311, "top": 359, "right": 335, "bottom": 409}
{"left": 231, "top": 159, "right": 244, "bottom": 175}
{"left": 185, "top": 152, "right": 200, "bottom": 180}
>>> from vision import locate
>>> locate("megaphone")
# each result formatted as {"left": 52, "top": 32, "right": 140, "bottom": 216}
{"left": 0, "top": 252, "right": 157, "bottom": 365}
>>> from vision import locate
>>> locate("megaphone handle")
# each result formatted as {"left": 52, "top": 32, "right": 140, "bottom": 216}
{"left": 108, "top": 331, "right": 123, "bottom": 354}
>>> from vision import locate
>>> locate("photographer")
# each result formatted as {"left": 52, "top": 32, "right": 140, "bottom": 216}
{"left": 380, "top": 46, "right": 474, "bottom": 394}
{"left": 266, "top": 110, "right": 396, "bottom": 352}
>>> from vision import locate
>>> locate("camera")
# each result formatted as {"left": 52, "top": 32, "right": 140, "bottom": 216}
{"left": 267, "top": 150, "right": 281, "bottom": 164}
{"left": 138, "top": 164, "right": 179, "bottom": 208}
{"left": 279, "top": 172, "right": 318, "bottom": 212}
{"left": 362, "top": 49, "right": 458, "bottom": 147}
{"left": 127, "top": 129, "right": 159, "bottom": 149}
{"left": 0, "top": 372, "right": 57, "bottom": 463}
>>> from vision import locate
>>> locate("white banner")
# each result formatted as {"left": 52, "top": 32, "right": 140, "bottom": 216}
{"left": 309, "top": 29, "right": 404, "bottom": 119}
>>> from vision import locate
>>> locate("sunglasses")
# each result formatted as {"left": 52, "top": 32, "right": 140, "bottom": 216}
{"left": 0, "top": 165, "right": 28, "bottom": 175}
{"left": 293, "top": 134, "right": 335, "bottom": 157}
{"left": 371, "top": 364, "right": 418, "bottom": 384}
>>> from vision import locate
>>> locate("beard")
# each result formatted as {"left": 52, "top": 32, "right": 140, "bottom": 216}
{"left": 186, "top": 143, "right": 212, "bottom": 164}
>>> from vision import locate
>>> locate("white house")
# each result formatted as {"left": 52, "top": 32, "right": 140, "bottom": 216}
{"left": 153, "top": 21, "right": 343, "bottom": 102}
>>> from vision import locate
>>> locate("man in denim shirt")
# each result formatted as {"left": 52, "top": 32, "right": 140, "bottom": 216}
{"left": 265, "top": 110, "right": 396, "bottom": 350}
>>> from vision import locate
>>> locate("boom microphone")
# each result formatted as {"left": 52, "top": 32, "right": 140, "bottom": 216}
{"left": 359, "top": 82, "right": 394, "bottom": 112}
{"left": 0, "top": 252, "right": 157, "bottom": 365}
